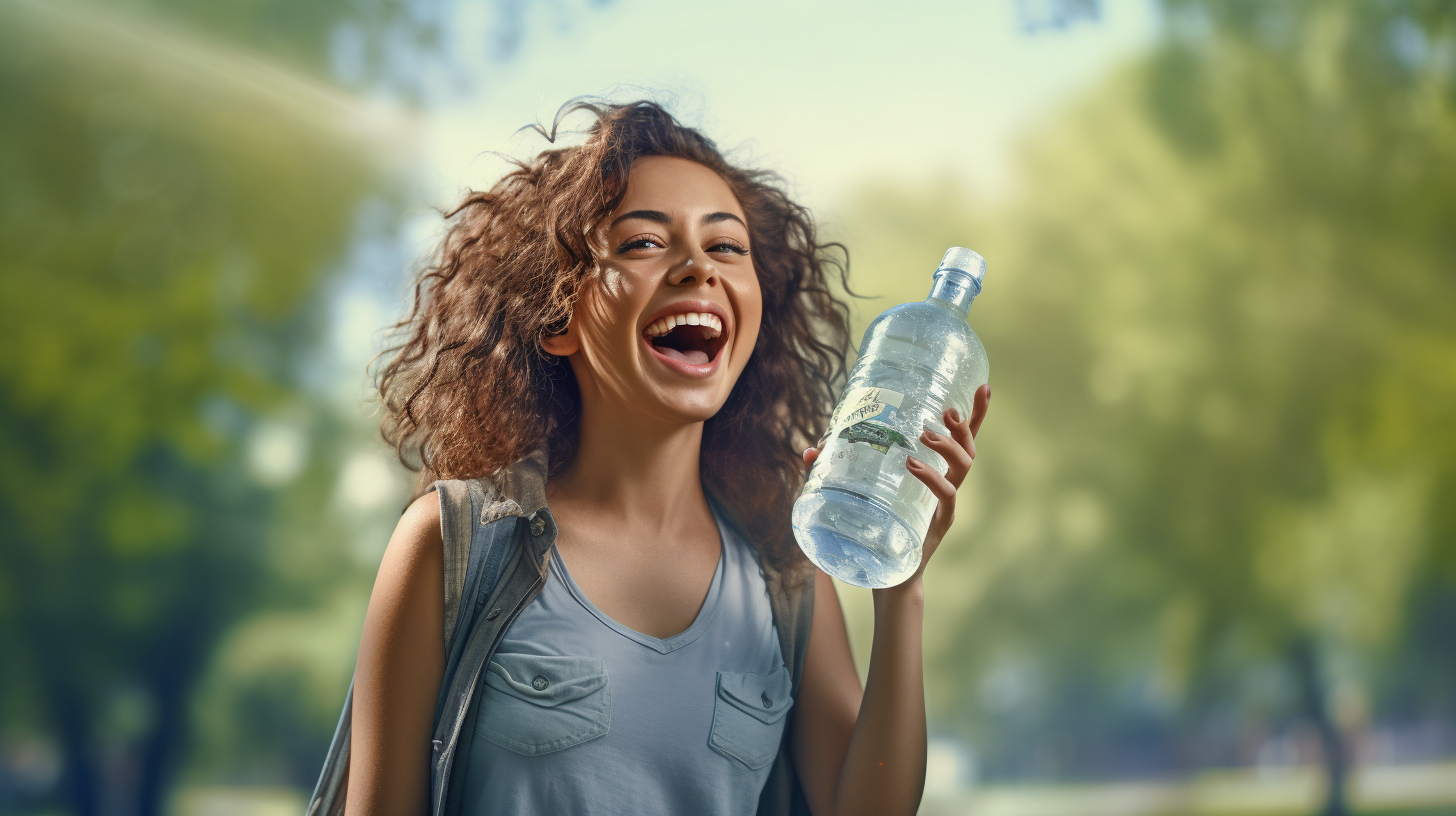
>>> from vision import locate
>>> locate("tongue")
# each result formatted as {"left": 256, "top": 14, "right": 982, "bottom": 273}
{"left": 656, "top": 346, "right": 710, "bottom": 366}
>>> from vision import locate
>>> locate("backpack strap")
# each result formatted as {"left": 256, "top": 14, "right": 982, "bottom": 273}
{"left": 435, "top": 479, "right": 474, "bottom": 650}
{"left": 432, "top": 478, "right": 517, "bottom": 727}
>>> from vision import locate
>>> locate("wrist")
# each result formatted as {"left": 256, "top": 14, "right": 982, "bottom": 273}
{"left": 872, "top": 576, "right": 925, "bottom": 610}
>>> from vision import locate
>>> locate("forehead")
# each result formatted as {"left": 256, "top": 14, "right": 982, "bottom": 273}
{"left": 611, "top": 156, "right": 744, "bottom": 222}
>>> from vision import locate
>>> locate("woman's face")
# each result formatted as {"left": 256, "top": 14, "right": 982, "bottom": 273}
{"left": 545, "top": 155, "right": 763, "bottom": 426}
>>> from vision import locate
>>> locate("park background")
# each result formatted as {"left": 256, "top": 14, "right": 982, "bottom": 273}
{"left": 2, "top": 0, "right": 1454, "bottom": 814}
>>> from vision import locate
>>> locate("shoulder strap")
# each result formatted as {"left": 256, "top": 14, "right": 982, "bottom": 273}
{"left": 757, "top": 565, "right": 816, "bottom": 816}
{"left": 432, "top": 478, "right": 517, "bottom": 727}
{"left": 434, "top": 479, "right": 474, "bottom": 649}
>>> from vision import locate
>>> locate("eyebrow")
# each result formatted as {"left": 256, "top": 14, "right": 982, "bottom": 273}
{"left": 609, "top": 210, "right": 747, "bottom": 229}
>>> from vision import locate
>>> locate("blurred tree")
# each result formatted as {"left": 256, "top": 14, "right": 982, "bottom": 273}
{"left": 0, "top": 0, "right": 616, "bottom": 809}
{"left": 0, "top": 1, "right": 408, "bottom": 813}
{"left": 842, "top": 0, "right": 1456, "bottom": 811}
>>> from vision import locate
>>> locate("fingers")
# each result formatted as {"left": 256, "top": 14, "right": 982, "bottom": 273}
{"left": 942, "top": 404, "right": 976, "bottom": 481}
{"left": 906, "top": 456, "right": 956, "bottom": 541}
{"left": 802, "top": 446, "right": 820, "bottom": 470}
{"left": 920, "top": 426, "right": 972, "bottom": 486}
{"left": 968, "top": 383, "right": 991, "bottom": 438}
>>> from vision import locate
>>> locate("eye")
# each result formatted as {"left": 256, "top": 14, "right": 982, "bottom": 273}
{"left": 617, "top": 234, "right": 665, "bottom": 253}
{"left": 708, "top": 238, "right": 749, "bottom": 256}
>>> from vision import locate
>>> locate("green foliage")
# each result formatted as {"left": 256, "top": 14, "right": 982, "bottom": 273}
{"left": 0, "top": 1, "right": 398, "bottom": 811}
{"left": 840, "top": 0, "right": 1456, "bottom": 781}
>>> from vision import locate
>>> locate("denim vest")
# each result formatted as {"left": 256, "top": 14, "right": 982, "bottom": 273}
{"left": 307, "top": 447, "right": 816, "bottom": 816}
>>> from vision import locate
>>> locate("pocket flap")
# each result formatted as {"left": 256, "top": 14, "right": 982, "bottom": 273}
{"left": 485, "top": 654, "right": 607, "bottom": 707}
{"left": 716, "top": 667, "right": 793, "bottom": 725}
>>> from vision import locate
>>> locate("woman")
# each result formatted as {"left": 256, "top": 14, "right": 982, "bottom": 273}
{"left": 345, "top": 100, "right": 991, "bottom": 816}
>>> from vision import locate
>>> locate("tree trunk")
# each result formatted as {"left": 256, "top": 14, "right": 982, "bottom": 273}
{"left": 1290, "top": 637, "right": 1350, "bottom": 816}
{"left": 50, "top": 687, "right": 101, "bottom": 816}
{"left": 134, "top": 686, "right": 184, "bottom": 816}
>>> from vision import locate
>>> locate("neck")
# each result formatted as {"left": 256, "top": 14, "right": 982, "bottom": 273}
{"left": 928, "top": 270, "right": 980, "bottom": 316}
{"left": 548, "top": 388, "right": 709, "bottom": 535}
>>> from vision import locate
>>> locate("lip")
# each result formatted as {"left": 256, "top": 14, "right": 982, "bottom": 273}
{"left": 640, "top": 298, "right": 732, "bottom": 379}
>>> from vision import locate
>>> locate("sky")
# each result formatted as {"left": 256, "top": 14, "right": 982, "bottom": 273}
{"left": 420, "top": 0, "right": 1160, "bottom": 217}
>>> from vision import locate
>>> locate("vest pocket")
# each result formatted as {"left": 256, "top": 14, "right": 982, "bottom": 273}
{"left": 708, "top": 666, "right": 794, "bottom": 769}
{"left": 478, "top": 653, "right": 610, "bottom": 755}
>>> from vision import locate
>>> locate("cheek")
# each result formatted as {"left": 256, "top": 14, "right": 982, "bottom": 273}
{"left": 737, "top": 276, "right": 765, "bottom": 354}
{"left": 576, "top": 292, "right": 620, "bottom": 353}
{"left": 573, "top": 273, "right": 645, "bottom": 363}
{"left": 595, "top": 264, "right": 628, "bottom": 302}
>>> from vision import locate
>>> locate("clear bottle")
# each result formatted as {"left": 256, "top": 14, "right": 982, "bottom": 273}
{"left": 792, "top": 247, "right": 990, "bottom": 588}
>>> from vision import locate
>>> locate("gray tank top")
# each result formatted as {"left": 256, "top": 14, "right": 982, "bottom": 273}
{"left": 460, "top": 500, "right": 793, "bottom": 816}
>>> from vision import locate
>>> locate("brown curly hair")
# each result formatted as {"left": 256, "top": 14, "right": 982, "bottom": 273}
{"left": 376, "top": 99, "right": 854, "bottom": 579}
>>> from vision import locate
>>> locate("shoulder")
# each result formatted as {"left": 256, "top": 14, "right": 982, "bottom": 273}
{"left": 398, "top": 490, "right": 443, "bottom": 539}
{"left": 372, "top": 492, "right": 444, "bottom": 600}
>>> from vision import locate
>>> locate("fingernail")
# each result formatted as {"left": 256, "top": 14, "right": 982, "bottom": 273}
{"left": 948, "top": 408, "right": 961, "bottom": 423}
{"left": 922, "top": 430, "right": 939, "bottom": 440}
{"left": 907, "top": 458, "right": 921, "bottom": 468}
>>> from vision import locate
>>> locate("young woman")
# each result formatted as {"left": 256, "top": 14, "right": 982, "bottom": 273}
{"left": 345, "top": 100, "right": 991, "bottom": 816}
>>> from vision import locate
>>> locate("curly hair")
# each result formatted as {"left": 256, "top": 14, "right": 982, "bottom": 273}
{"left": 376, "top": 99, "right": 854, "bottom": 580}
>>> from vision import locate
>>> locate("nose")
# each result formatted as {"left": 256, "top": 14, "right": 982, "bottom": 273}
{"left": 667, "top": 248, "right": 718, "bottom": 288}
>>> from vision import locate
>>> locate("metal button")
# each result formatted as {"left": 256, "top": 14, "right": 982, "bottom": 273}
{"left": 761, "top": 692, "right": 773, "bottom": 708}
{"left": 532, "top": 675, "right": 549, "bottom": 691}
{"left": 485, "top": 607, "right": 501, "bottom": 621}
{"left": 530, "top": 516, "right": 546, "bottom": 536}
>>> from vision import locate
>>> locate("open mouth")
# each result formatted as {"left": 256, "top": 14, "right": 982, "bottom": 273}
{"left": 643, "top": 311, "right": 728, "bottom": 367}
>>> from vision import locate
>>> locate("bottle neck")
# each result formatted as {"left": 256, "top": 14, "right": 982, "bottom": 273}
{"left": 928, "top": 270, "right": 981, "bottom": 316}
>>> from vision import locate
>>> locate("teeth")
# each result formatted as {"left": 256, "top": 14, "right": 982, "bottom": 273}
{"left": 645, "top": 311, "right": 724, "bottom": 337}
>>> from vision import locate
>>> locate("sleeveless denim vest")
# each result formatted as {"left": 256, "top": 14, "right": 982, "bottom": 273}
{"left": 307, "top": 447, "right": 816, "bottom": 816}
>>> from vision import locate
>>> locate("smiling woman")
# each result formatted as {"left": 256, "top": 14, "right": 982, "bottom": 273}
{"left": 324, "top": 99, "right": 991, "bottom": 816}
{"left": 374, "top": 104, "right": 848, "bottom": 581}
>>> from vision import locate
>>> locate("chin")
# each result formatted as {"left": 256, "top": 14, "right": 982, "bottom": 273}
{"left": 646, "top": 378, "right": 737, "bottom": 425}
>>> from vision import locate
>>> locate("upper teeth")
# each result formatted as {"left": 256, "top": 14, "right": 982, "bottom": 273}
{"left": 645, "top": 312, "right": 723, "bottom": 338}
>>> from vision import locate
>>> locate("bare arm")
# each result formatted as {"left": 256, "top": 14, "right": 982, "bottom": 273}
{"left": 790, "top": 568, "right": 927, "bottom": 816}
{"left": 791, "top": 384, "right": 992, "bottom": 816}
{"left": 346, "top": 493, "right": 445, "bottom": 816}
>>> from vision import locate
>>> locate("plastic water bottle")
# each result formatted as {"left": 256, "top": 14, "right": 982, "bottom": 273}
{"left": 792, "top": 247, "right": 990, "bottom": 588}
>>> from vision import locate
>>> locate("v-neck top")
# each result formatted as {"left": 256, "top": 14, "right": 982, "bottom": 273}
{"left": 460, "top": 500, "right": 793, "bottom": 816}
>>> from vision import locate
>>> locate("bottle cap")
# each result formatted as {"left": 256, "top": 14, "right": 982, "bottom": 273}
{"left": 936, "top": 247, "right": 987, "bottom": 287}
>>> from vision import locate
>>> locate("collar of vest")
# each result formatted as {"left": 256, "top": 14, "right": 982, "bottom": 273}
{"left": 481, "top": 445, "right": 550, "bottom": 525}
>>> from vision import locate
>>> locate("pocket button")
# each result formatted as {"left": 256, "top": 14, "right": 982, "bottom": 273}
{"left": 761, "top": 692, "right": 772, "bottom": 708}
{"left": 532, "top": 675, "right": 549, "bottom": 691}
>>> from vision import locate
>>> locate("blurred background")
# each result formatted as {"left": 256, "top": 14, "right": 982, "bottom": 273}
{"left": 1, "top": 0, "right": 1453, "bottom": 815}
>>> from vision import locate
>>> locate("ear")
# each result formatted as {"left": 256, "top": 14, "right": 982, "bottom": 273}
{"left": 541, "top": 324, "right": 580, "bottom": 357}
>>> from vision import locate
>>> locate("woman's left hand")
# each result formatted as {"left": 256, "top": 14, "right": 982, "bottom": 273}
{"left": 803, "top": 382, "right": 991, "bottom": 586}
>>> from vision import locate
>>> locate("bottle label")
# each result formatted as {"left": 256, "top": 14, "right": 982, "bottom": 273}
{"left": 807, "top": 385, "right": 924, "bottom": 494}
{"left": 824, "top": 386, "right": 914, "bottom": 455}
